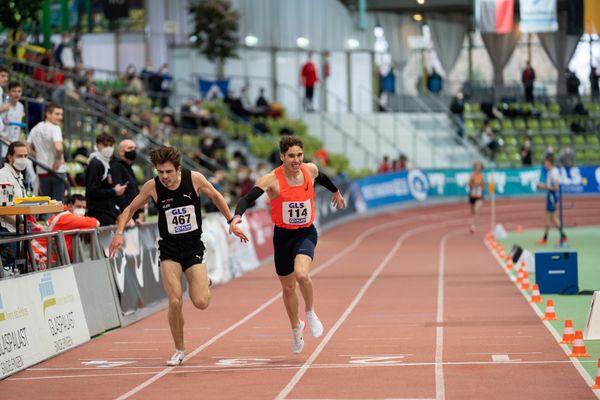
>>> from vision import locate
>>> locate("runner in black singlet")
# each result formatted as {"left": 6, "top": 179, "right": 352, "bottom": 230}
{"left": 109, "top": 146, "right": 248, "bottom": 366}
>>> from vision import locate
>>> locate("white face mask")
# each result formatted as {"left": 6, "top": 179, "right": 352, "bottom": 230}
{"left": 12, "top": 157, "right": 28, "bottom": 171}
{"left": 73, "top": 208, "right": 86, "bottom": 217}
{"left": 100, "top": 146, "right": 114, "bottom": 159}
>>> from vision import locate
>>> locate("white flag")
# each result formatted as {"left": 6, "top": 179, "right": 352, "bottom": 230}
{"left": 519, "top": 0, "right": 558, "bottom": 33}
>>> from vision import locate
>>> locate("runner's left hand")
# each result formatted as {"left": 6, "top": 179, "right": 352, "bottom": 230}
{"left": 332, "top": 191, "right": 346, "bottom": 209}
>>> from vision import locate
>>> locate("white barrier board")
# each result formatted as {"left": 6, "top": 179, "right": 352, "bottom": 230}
{"left": 0, "top": 267, "right": 90, "bottom": 378}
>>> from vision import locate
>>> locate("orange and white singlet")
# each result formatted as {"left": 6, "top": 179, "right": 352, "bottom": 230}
{"left": 270, "top": 164, "right": 316, "bottom": 229}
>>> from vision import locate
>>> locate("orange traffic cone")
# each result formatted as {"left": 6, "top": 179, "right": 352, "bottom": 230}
{"left": 520, "top": 259, "right": 527, "bottom": 269}
{"left": 569, "top": 330, "right": 590, "bottom": 357}
{"left": 517, "top": 267, "right": 524, "bottom": 284}
{"left": 506, "top": 258, "right": 514, "bottom": 270}
{"left": 543, "top": 299, "right": 558, "bottom": 320}
{"left": 592, "top": 358, "right": 600, "bottom": 389}
{"left": 530, "top": 284, "right": 542, "bottom": 303}
{"left": 521, "top": 271, "right": 531, "bottom": 290}
{"left": 560, "top": 320, "right": 575, "bottom": 344}
{"left": 499, "top": 249, "right": 505, "bottom": 260}
{"left": 516, "top": 224, "right": 523, "bottom": 233}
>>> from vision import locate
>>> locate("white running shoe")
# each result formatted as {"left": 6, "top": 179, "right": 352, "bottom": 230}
{"left": 166, "top": 350, "right": 185, "bottom": 366}
{"left": 292, "top": 320, "right": 305, "bottom": 354}
{"left": 306, "top": 310, "right": 324, "bottom": 337}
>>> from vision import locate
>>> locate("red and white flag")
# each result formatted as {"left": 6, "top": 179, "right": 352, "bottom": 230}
{"left": 476, "top": 0, "right": 515, "bottom": 33}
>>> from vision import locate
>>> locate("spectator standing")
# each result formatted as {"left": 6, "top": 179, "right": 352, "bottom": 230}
{"left": 0, "top": 65, "right": 10, "bottom": 134}
{"left": 520, "top": 137, "right": 533, "bottom": 166}
{"left": 450, "top": 90, "right": 465, "bottom": 139}
{"left": 300, "top": 53, "right": 319, "bottom": 112}
{"left": 522, "top": 61, "right": 536, "bottom": 103}
{"left": 85, "top": 133, "right": 127, "bottom": 226}
{"left": 0, "top": 82, "right": 25, "bottom": 157}
{"left": 157, "top": 63, "right": 173, "bottom": 108}
{"left": 27, "top": 103, "right": 67, "bottom": 201}
{"left": 427, "top": 68, "right": 443, "bottom": 94}
{"left": 566, "top": 69, "right": 580, "bottom": 99}
{"left": 559, "top": 144, "right": 575, "bottom": 168}
{"left": 114, "top": 139, "right": 143, "bottom": 222}
{"left": 377, "top": 155, "right": 391, "bottom": 173}
{"left": 591, "top": 67, "right": 599, "bottom": 101}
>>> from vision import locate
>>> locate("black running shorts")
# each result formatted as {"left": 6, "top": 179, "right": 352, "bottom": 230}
{"left": 273, "top": 225, "right": 318, "bottom": 276}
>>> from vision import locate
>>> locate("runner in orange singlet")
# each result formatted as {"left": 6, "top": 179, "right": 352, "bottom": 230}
{"left": 468, "top": 161, "right": 486, "bottom": 233}
{"left": 229, "top": 135, "right": 346, "bottom": 353}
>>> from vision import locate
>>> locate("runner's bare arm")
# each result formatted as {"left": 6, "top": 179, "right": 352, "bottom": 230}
{"left": 194, "top": 171, "right": 248, "bottom": 242}
{"left": 109, "top": 180, "right": 155, "bottom": 256}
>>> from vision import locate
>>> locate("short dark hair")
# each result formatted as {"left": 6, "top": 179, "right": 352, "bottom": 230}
{"left": 7, "top": 81, "right": 21, "bottom": 91}
{"left": 69, "top": 194, "right": 85, "bottom": 204}
{"left": 149, "top": 146, "right": 181, "bottom": 169}
{"left": 96, "top": 133, "right": 115, "bottom": 145}
{"left": 279, "top": 135, "right": 304, "bottom": 154}
{"left": 45, "top": 103, "right": 63, "bottom": 117}
{"left": 4, "top": 141, "right": 26, "bottom": 164}
{"left": 544, "top": 154, "right": 554, "bottom": 165}
{"left": 0, "top": 65, "right": 9, "bottom": 74}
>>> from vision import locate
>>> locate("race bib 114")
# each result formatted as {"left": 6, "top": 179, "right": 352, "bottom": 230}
{"left": 166, "top": 206, "right": 198, "bottom": 234}
{"left": 282, "top": 201, "right": 311, "bottom": 225}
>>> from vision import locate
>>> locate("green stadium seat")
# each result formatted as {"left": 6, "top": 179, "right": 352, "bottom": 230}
{"left": 548, "top": 103, "right": 561, "bottom": 115}
{"left": 573, "top": 135, "right": 586, "bottom": 146}
{"left": 559, "top": 135, "right": 571, "bottom": 145}
{"left": 545, "top": 136, "right": 557, "bottom": 146}
{"left": 496, "top": 152, "right": 509, "bottom": 166}
{"left": 541, "top": 118, "right": 554, "bottom": 133}
{"left": 532, "top": 136, "right": 544, "bottom": 146}
{"left": 535, "top": 103, "right": 548, "bottom": 114}
{"left": 514, "top": 118, "right": 527, "bottom": 131}
{"left": 586, "top": 135, "right": 600, "bottom": 146}
{"left": 522, "top": 103, "right": 533, "bottom": 114}
{"left": 490, "top": 119, "right": 502, "bottom": 131}
{"left": 503, "top": 135, "right": 517, "bottom": 147}
{"left": 526, "top": 118, "right": 540, "bottom": 133}
{"left": 555, "top": 118, "right": 569, "bottom": 134}
{"left": 575, "top": 151, "right": 587, "bottom": 163}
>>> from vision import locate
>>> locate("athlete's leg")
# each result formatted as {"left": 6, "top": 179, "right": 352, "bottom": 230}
{"left": 278, "top": 273, "right": 300, "bottom": 329}
{"left": 160, "top": 260, "right": 185, "bottom": 350}
{"left": 294, "top": 254, "right": 314, "bottom": 312}
{"left": 185, "top": 263, "right": 211, "bottom": 310}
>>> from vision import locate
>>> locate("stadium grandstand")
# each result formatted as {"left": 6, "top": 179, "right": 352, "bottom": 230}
{"left": 1, "top": 1, "right": 600, "bottom": 399}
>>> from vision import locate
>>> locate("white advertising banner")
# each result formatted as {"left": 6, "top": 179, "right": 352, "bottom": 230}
{"left": 519, "top": 0, "right": 558, "bottom": 33}
{"left": 0, "top": 267, "right": 90, "bottom": 378}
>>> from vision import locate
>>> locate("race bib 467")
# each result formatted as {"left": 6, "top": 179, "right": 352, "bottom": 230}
{"left": 166, "top": 206, "right": 198, "bottom": 234}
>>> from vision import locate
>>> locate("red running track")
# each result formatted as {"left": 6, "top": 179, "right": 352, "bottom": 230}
{"left": 2, "top": 197, "right": 600, "bottom": 400}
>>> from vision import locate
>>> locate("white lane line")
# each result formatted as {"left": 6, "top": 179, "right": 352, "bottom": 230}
{"left": 435, "top": 231, "right": 456, "bottom": 400}
{"left": 275, "top": 222, "right": 453, "bottom": 400}
{"left": 348, "top": 338, "right": 414, "bottom": 341}
{"left": 109, "top": 349, "right": 159, "bottom": 352}
{"left": 16, "top": 359, "right": 599, "bottom": 381}
{"left": 113, "top": 213, "right": 442, "bottom": 400}
{"left": 484, "top": 239, "right": 600, "bottom": 398}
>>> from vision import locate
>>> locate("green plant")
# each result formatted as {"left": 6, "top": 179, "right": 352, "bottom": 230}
{"left": 188, "top": 0, "right": 240, "bottom": 79}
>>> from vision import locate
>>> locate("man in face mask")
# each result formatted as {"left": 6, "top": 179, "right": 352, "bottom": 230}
{"left": 0, "top": 141, "right": 29, "bottom": 232}
{"left": 85, "top": 133, "right": 127, "bottom": 226}
{"left": 46, "top": 194, "right": 99, "bottom": 261}
{"left": 113, "top": 139, "right": 144, "bottom": 222}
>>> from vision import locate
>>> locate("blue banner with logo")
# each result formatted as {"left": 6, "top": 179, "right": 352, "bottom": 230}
{"left": 350, "top": 169, "right": 430, "bottom": 212}
{"left": 198, "top": 78, "right": 229, "bottom": 100}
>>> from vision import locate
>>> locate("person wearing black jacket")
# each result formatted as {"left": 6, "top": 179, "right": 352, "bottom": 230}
{"left": 112, "top": 139, "right": 143, "bottom": 222}
{"left": 85, "top": 133, "right": 127, "bottom": 226}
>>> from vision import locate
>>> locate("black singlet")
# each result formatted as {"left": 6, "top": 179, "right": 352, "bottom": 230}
{"left": 155, "top": 168, "right": 203, "bottom": 252}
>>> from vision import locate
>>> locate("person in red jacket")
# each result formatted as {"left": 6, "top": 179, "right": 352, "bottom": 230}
{"left": 48, "top": 194, "right": 99, "bottom": 260}
{"left": 300, "top": 52, "right": 319, "bottom": 112}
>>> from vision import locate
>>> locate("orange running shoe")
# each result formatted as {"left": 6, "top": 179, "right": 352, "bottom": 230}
{"left": 536, "top": 238, "right": 548, "bottom": 245}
